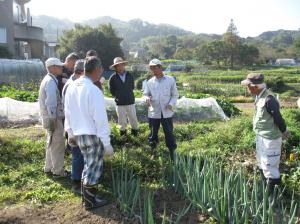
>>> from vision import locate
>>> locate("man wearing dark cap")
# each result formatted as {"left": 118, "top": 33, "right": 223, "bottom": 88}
{"left": 241, "top": 73, "right": 290, "bottom": 192}
{"left": 86, "top": 50, "right": 98, "bottom": 57}
{"left": 86, "top": 50, "right": 104, "bottom": 90}
{"left": 62, "top": 59, "right": 85, "bottom": 194}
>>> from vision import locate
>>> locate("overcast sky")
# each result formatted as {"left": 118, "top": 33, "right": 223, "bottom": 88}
{"left": 27, "top": 0, "right": 300, "bottom": 37}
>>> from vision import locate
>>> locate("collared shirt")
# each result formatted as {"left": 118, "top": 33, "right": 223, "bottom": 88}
{"left": 143, "top": 74, "right": 179, "bottom": 119}
{"left": 118, "top": 71, "right": 126, "bottom": 83}
{"left": 62, "top": 74, "right": 76, "bottom": 104}
{"left": 64, "top": 76, "right": 111, "bottom": 146}
{"left": 255, "top": 88, "right": 267, "bottom": 103}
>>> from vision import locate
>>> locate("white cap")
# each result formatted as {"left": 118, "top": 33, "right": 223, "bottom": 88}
{"left": 45, "top": 57, "right": 64, "bottom": 67}
{"left": 149, "top": 58, "right": 162, "bottom": 66}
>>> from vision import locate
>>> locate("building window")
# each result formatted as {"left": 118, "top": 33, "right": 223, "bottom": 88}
{"left": 0, "top": 27, "right": 7, "bottom": 44}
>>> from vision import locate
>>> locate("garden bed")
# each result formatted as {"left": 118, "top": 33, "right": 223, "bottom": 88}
{"left": 1, "top": 108, "right": 300, "bottom": 223}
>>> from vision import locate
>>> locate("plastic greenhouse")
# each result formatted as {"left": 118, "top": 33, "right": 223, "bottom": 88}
{"left": 0, "top": 59, "right": 46, "bottom": 84}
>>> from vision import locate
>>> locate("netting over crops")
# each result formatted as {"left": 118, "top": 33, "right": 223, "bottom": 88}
{"left": 106, "top": 97, "right": 228, "bottom": 122}
{"left": 0, "top": 97, "right": 40, "bottom": 126}
{"left": 0, "top": 97, "right": 228, "bottom": 126}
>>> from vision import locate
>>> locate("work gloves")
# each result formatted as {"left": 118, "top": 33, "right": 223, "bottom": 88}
{"left": 104, "top": 144, "right": 114, "bottom": 157}
{"left": 43, "top": 118, "right": 55, "bottom": 132}
{"left": 68, "top": 136, "right": 78, "bottom": 148}
{"left": 282, "top": 129, "right": 291, "bottom": 140}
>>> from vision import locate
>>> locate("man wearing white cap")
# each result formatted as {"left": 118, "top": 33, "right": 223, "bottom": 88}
{"left": 39, "top": 58, "right": 69, "bottom": 178}
{"left": 143, "top": 59, "right": 179, "bottom": 161}
{"left": 109, "top": 57, "right": 139, "bottom": 136}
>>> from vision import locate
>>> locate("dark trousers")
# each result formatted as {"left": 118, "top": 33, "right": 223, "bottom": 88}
{"left": 64, "top": 127, "right": 72, "bottom": 153}
{"left": 71, "top": 146, "right": 84, "bottom": 181}
{"left": 148, "top": 116, "right": 177, "bottom": 151}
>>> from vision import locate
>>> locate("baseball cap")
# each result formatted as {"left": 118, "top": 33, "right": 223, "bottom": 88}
{"left": 45, "top": 58, "right": 64, "bottom": 67}
{"left": 149, "top": 59, "right": 162, "bottom": 66}
{"left": 241, "top": 73, "right": 264, "bottom": 86}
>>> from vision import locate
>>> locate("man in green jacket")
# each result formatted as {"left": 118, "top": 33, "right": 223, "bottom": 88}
{"left": 241, "top": 73, "right": 290, "bottom": 192}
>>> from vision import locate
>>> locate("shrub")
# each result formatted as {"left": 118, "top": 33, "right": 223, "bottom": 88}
{"left": 0, "top": 46, "right": 12, "bottom": 58}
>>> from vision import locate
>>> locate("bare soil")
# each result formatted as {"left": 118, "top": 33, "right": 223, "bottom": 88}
{"left": 235, "top": 99, "right": 298, "bottom": 110}
{"left": 0, "top": 189, "right": 208, "bottom": 224}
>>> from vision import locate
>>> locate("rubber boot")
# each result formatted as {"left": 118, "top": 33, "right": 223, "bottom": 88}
{"left": 149, "top": 141, "right": 157, "bottom": 150}
{"left": 120, "top": 130, "right": 127, "bottom": 136}
{"left": 131, "top": 129, "right": 138, "bottom": 137}
{"left": 82, "top": 184, "right": 107, "bottom": 210}
{"left": 259, "top": 169, "right": 266, "bottom": 182}
{"left": 169, "top": 149, "right": 175, "bottom": 162}
{"left": 268, "top": 178, "right": 281, "bottom": 195}
{"left": 81, "top": 180, "right": 84, "bottom": 206}
{"left": 71, "top": 180, "right": 81, "bottom": 195}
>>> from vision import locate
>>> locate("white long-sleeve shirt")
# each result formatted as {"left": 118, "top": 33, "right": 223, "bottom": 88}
{"left": 64, "top": 75, "right": 111, "bottom": 146}
{"left": 143, "top": 74, "right": 179, "bottom": 119}
{"left": 62, "top": 74, "right": 76, "bottom": 108}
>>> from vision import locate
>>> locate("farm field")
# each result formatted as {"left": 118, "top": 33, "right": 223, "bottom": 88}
{"left": 1, "top": 108, "right": 300, "bottom": 223}
{"left": 2, "top": 66, "right": 300, "bottom": 110}
{"left": 172, "top": 67, "right": 300, "bottom": 104}
{"left": 1, "top": 0, "right": 300, "bottom": 221}
{"left": 0, "top": 67, "right": 300, "bottom": 223}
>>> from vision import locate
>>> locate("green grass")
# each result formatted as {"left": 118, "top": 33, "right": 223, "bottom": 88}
{"left": 0, "top": 127, "right": 75, "bottom": 206}
{"left": 1, "top": 109, "right": 300, "bottom": 205}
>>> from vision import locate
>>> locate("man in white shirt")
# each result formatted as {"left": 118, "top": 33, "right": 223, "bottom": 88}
{"left": 64, "top": 56, "right": 113, "bottom": 210}
{"left": 39, "top": 58, "right": 69, "bottom": 178}
{"left": 143, "top": 59, "right": 179, "bottom": 161}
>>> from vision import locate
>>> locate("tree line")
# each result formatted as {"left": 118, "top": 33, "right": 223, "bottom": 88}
{"left": 1, "top": 18, "right": 300, "bottom": 69}
{"left": 57, "top": 19, "right": 300, "bottom": 68}
{"left": 139, "top": 20, "right": 300, "bottom": 67}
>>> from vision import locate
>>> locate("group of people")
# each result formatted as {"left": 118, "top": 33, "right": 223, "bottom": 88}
{"left": 38, "top": 50, "right": 290, "bottom": 210}
{"left": 38, "top": 52, "right": 178, "bottom": 210}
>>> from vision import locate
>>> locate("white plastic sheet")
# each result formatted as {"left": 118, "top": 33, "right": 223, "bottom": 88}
{"left": 0, "top": 97, "right": 228, "bottom": 126}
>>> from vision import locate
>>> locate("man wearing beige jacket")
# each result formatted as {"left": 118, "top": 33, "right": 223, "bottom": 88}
{"left": 39, "top": 58, "right": 69, "bottom": 178}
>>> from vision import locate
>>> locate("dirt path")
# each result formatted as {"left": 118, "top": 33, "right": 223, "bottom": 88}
{"left": 235, "top": 100, "right": 298, "bottom": 110}
{"left": 0, "top": 189, "right": 208, "bottom": 224}
{"left": 0, "top": 202, "right": 124, "bottom": 224}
